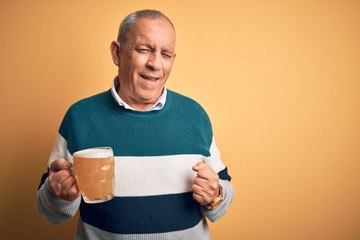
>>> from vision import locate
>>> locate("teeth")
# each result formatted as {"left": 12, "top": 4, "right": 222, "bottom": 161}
{"left": 142, "top": 75, "right": 158, "bottom": 80}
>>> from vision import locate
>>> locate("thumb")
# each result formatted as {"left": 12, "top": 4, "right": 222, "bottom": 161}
{"left": 192, "top": 162, "right": 204, "bottom": 172}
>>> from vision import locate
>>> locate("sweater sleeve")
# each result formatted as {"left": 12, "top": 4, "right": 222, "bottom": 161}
{"left": 37, "top": 179, "right": 81, "bottom": 224}
{"left": 201, "top": 137, "right": 234, "bottom": 222}
{"left": 36, "top": 133, "right": 81, "bottom": 224}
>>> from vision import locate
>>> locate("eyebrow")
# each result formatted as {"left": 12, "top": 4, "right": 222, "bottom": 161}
{"left": 137, "top": 43, "right": 174, "bottom": 54}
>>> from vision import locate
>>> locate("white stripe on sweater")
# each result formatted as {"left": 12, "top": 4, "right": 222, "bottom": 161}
{"left": 114, "top": 154, "right": 202, "bottom": 197}
{"left": 48, "top": 134, "right": 226, "bottom": 197}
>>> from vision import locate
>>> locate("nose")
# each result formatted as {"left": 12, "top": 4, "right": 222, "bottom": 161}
{"left": 146, "top": 52, "right": 162, "bottom": 70}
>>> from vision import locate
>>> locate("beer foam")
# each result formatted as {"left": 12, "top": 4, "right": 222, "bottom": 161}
{"left": 73, "top": 147, "right": 113, "bottom": 158}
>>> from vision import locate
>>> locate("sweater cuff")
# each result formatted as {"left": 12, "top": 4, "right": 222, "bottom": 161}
{"left": 201, "top": 179, "right": 234, "bottom": 222}
{"left": 37, "top": 178, "right": 81, "bottom": 224}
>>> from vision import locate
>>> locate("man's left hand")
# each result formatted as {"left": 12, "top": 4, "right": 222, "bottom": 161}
{"left": 192, "top": 162, "right": 220, "bottom": 206}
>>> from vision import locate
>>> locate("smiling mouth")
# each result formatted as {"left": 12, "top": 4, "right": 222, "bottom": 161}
{"left": 140, "top": 74, "right": 160, "bottom": 81}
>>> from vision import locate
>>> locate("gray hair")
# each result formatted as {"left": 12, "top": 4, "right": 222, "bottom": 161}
{"left": 117, "top": 9, "right": 175, "bottom": 46}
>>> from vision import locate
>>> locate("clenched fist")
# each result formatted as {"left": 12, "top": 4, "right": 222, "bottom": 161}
{"left": 192, "top": 162, "right": 220, "bottom": 206}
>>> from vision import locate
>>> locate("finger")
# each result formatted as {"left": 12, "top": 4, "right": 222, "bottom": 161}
{"left": 195, "top": 167, "right": 213, "bottom": 180}
{"left": 197, "top": 167, "right": 220, "bottom": 182}
{"left": 193, "top": 177, "right": 214, "bottom": 197}
{"left": 60, "top": 177, "right": 80, "bottom": 200}
{"left": 49, "top": 168, "right": 73, "bottom": 184}
{"left": 192, "top": 162, "right": 206, "bottom": 172}
{"left": 64, "top": 184, "right": 81, "bottom": 201}
{"left": 193, "top": 176, "right": 208, "bottom": 189}
{"left": 49, "top": 169, "right": 73, "bottom": 196}
{"left": 193, "top": 178, "right": 218, "bottom": 196}
{"left": 50, "top": 159, "right": 72, "bottom": 171}
{"left": 192, "top": 183, "right": 208, "bottom": 196}
{"left": 192, "top": 186, "right": 207, "bottom": 198}
{"left": 61, "top": 173, "right": 77, "bottom": 192}
{"left": 192, "top": 191, "right": 210, "bottom": 205}
{"left": 192, "top": 183, "right": 220, "bottom": 206}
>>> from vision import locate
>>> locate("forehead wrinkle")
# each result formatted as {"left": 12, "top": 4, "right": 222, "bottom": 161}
{"left": 137, "top": 19, "right": 174, "bottom": 40}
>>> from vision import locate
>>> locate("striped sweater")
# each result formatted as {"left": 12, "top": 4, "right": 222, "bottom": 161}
{"left": 37, "top": 89, "right": 233, "bottom": 239}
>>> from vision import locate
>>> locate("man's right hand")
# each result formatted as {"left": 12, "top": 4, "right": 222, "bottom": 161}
{"left": 48, "top": 159, "right": 80, "bottom": 201}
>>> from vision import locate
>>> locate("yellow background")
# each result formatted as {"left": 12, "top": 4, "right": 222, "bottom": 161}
{"left": 1, "top": 0, "right": 359, "bottom": 239}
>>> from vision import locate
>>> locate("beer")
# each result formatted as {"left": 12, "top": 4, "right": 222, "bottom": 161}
{"left": 73, "top": 147, "right": 115, "bottom": 203}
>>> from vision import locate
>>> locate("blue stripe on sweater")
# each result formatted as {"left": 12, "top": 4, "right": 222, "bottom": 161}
{"left": 219, "top": 167, "right": 232, "bottom": 182}
{"left": 79, "top": 192, "right": 203, "bottom": 234}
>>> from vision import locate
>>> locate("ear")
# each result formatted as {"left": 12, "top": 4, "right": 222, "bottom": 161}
{"left": 110, "top": 41, "right": 121, "bottom": 66}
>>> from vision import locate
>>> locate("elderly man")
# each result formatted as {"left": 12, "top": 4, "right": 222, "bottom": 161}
{"left": 37, "top": 9, "right": 234, "bottom": 240}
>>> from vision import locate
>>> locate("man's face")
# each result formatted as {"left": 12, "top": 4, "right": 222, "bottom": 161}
{"left": 112, "top": 17, "right": 176, "bottom": 110}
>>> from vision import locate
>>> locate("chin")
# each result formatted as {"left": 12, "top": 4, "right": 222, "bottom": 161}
{"left": 137, "top": 91, "right": 160, "bottom": 102}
